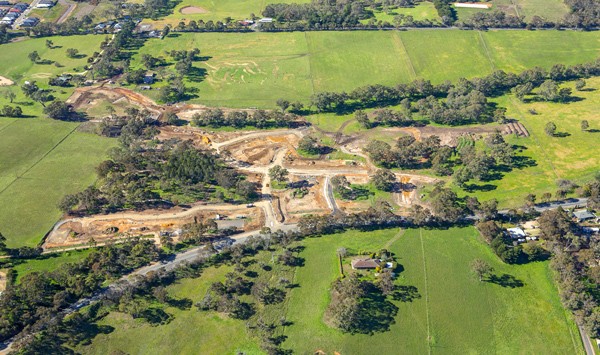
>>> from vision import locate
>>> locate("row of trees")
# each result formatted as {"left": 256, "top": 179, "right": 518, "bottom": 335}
{"left": 191, "top": 108, "right": 301, "bottom": 129}
{"left": 286, "top": 59, "right": 600, "bottom": 118}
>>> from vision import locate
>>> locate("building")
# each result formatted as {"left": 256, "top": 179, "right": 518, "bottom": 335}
{"left": 454, "top": 2, "right": 492, "bottom": 9}
{"left": 351, "top": 258, "right": 380, "bottom": 270}
{"left": 507, "top": 227, "right": 526, "bottom": 239}
{"left": 36, "top": 0, "right": 55, "bottom": 8}
{"left": 20, "top": 17, "right": 39, "bottom": 27}
{"left": 573, "top": 210, "right": 596, "bottom": 222}
{"left": 0, "top": 1, "right": 12, "bottom": 6}
{"left": 143, "top": 72, "right": 155, "bottom": 84}
{"left": 258, "top": 17, "right": 273, "bottom": 23}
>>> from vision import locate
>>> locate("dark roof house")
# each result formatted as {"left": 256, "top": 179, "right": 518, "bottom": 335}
{"left": 574, "top": 210, "right": 596, "bottom": 222}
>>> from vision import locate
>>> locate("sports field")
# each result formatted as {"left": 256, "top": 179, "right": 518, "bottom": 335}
{"left": 132, "top": 30, "right": 600, "bottom": 108}
{"left": 80, "top": 227, "right": 582, "bottom": 354}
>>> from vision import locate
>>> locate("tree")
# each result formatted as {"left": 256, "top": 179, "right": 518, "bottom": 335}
{"left": 544, "top": 121, "right": 557, "bottom": 136}
{"left": 268, "top": 165, "right": 288, "bottom": 183}
{"left": 3, "top": 90, "right": 16, "bottom": 103}
{"left": 45, "top": 39, "right": 53, "bottom": 49}
{"left": 28, "top": 51, "right": 40, "bottom": 63}
{"left": 581, "top": 120, "right": 589, "bottom": 131}
{"left": 66, "top": 48, "right": 79, "bottom": 58}
{"left": 161, "top": 25, "right": 170, "bottom": 39}
{"left": 298, "top": 135, "right": 320, "bottom": 155}
{"left": 538, "top": 80, "right": 559, "bottom": 101}
{"left": 355, "top": 110, "right": 371, "bottom": 128}
{"left": 377, "top": 271, "right": 394, "bottom": 296}
{"left": 0, "top": 231, "right": 6, "bottom": 253}
{"left": 43, "top": 101, "right": 70, "bottom": 120}
{"left": 471, "top": 259, "right": 493, "bottom": 281}
{"left": 371, "top": 169, "right": 395, "bottom": 192}
{"left": 275, "top": 98, "right": 290, "bottom": 112}
{"left": 575, "top": 79, "right": 586, "bottom": 91}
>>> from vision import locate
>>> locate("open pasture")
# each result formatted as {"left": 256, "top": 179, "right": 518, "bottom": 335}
{"left": 0, "top": 119, "right": 116, "bottom": 248}
{"left": 283, "top": 227, "right": 581, "bottom": 354}
{"left": 464, "top": 77, "right": 600, "bottom": 205}
{"left": 79, "top": 227, "right": 582, "bottom": 354}
{"left": 133, "top": 30, "right": 600, "bottom": 108}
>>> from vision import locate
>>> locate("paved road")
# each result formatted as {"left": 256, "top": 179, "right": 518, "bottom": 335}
{"left": 56, "top": 0, "right": 76, "bottom": 24}
{"left": 323, "top": 176, "right": 338, "bottom": 213}
{"left": 578, "top": 325, "right": 597, "bottom": 355}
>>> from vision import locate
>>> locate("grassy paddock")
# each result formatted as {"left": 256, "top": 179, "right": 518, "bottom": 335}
{"left": 283, "top": 227, "right": 581, "bottom": 354}
{"left": 78, "top": 227, "right": 580, "bottom": 354}
{"left": 131, "top": 30, "right": 600, "bottom": 108}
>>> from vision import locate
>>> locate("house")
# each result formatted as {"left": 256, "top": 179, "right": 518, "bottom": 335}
{"left": 351, "top": 258, "right": 380, "bottom": 270}
{"left": 20, "top": 17, "right": 39, "bottom": 27}
{"left": 143, "top": 72, "right": 155, "bottom": 84}
{"left": 0, "top": 1, "right": 12, "bottom": 7}
{"left": 507, "top": 227, "right": 526, "bottom": 239}
{"left": 573, "top": 210, "right": 596, "bottom": 223}
{"left": 36, "top": 0, "right": 54, "bottom": 8}
{"left": 239, "top": 19, "right": 254, "bottom": 26}
{"left": 258, "top": 17, "right": 273, "bottom": 23}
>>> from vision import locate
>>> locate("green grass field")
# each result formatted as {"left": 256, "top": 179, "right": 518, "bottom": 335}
{"left": 283, "top": 227, "right": 581, "bottom": 354}
{"left": 80, "top": 265, "right": 263, "bottom": 354}
{"left": 140, "top": 0, "right": 310, "bottom": 27}
{"left": 132, "top": 30, "right": 600, "bottom": 108}
{"left": 0, "top": 35, "right": 116, "bottom": 248}
{"left": 12, "top": 249, "right": 92, "bottom": 281}
{"left": 81, "top": 227, "right": 582, "bottom": 354}
{"left": 0, "top": 120, "right": 116, "bottom": 247}
{"left": 462, "top": 77, "right": 600, "bottom": 206}
{"left": 455, "top": 0, "right": 569, "bottom": 22}
{"left": 365, "top": 1, "right": 441, "bottom": 23}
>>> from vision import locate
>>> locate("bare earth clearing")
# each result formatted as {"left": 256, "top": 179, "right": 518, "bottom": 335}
{"left": 179, "top": 6, "right": 208, "bottom": 14}
{"left": 44, "top": 87, "right": 526, "bottom": 250}
{"left": 0, "top": 76, "right": 14, "bottom": 86}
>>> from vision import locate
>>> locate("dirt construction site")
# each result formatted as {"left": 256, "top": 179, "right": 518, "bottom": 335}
{"left": 44, "top": 204, "right": 264, "bottom": 249}
{"left": 44, "top": 87, "right": 531, "bottom": 250}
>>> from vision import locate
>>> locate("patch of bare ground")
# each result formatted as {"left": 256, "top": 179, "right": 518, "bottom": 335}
{"left": 44, "top": 204, "right": 263, "bottom": 249}
{"left": 179, "top": 5, "right": 208, "bottom": 14}
{"left": 279, "top": 176, "right": 330, "bottom": 223}
{"left": 0, "top": 76, "right": 14, "bottom": 86}
{"left": 0, "top": 270, "right": 6, "bottom": 293}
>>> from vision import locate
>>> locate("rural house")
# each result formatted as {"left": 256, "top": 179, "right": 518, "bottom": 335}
{"left": 573, "top": 210, "right": 596, "bottom": 223}
{"left": 351, "top": 258, "right": 380, "bottom": 270}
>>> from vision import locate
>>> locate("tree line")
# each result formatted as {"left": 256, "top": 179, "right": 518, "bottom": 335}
{"left": 0, "top": 239, "right": 159, "bottom": 344}
{"left": 191, "top": 108, "right": 302, "bottom": 129}
{"left": 281, "top": 58, "right": 600, "bottom": 119}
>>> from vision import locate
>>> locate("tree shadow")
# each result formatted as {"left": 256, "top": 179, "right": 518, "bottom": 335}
{"left": 587, "top": 129, "right": 600, "bottom": 133}
{"left": 391, "top": 285, "right": 421, "bottom": 302}
{"left": 463, "top": 183, "right": 497, "bottom": 192}
{"left": 553, "top": 131, "right": 571, "bottom": 138}
{"left": 140, "top": 307, "right": 174, "bottom": 325}
{"left": 354, "top": 287, "right": 399, "bottom": 334}
{"left": 186, "top": 66, "right": 207, "bottom": 83}
{"left": 167, "top": 297, "right": 193, "bottom": 310}
{"left": 486, "top": 273, "right": 524, "bottom": 288}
